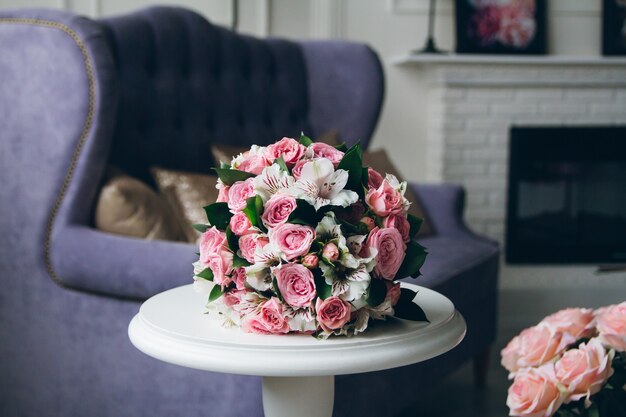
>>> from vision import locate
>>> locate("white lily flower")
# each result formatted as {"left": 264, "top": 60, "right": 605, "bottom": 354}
{"left": 316, "top": 213, "right": 377, "bottom": 271}
{"left": 284, "top": 306, "right": 317, "bottom": 333}
{"left": 292, "top": 159, "right": 358, "bottom": 210}
{"left": 231, "top": 144, "right": 267, "bottom": 168}
{"left": 320, "top": 263, "right": 371, "bottom": 302}
{"left": 244, "top": 263, "right": 273, "bottom": 292}
{"left": 253, "top": 164, "right": 295, "bottom": 202}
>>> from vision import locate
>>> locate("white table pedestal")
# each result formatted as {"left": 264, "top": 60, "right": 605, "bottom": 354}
{"left": 262, "top": 376, "right": 334, "bottom": 417}
{"left": 128, "top": 283, "right": 466, "bottom": 417}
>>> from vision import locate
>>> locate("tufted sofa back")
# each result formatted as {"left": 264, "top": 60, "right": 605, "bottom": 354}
{"left": 99, "top": 7, "right": 313, "bottom": 184}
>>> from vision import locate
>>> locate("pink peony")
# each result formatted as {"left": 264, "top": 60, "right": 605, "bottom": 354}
{"left": 238, "top": 233, "right": 269, "bottom": 264}
{"left": 308, "top": 142, "right": 344, "bottom": 167}
{"left": 540, "top": 308, "right": 595, "bottom": 339}
{"left": 316, "top": 296, "right": 352, "bottom": 332}
{"left": 322, "top": 242, "right": 339, "bottom": 262}
{"left": 261, "top": 193, "right": 297, "bottom": 228}
{"left": 266, "top": 137, "right": 306, "bottom": 167}
{"left": 231, "top": 267, "right": 247, "bottom": 290}
{"left": 367, "top": 167, "right": 384, "bottom": 189}
{"left": 229, "top": 211, "right": 253, "bottom": 236}
{"left": 595, "top": 302, "right": 626, "bottom": 352}
{"left": 228, "top": 178, "right": 256, "bottom": 212}
{"left": 502, "top": 324, "right": 577, "bottom": 373}
{"left": 274, "top": 263, "right": 316, "bottom": 308}
{"left": 291, "top": 158, "right": 309, "bottom": 179}
{"left": 302, "top": 253, "right": 319, "bottom": 269}
{"left": 199, "top": 227, "right": 228, "bottom": 266}
{"left": 365, "top": 180, "right": 405, "bottom": 217}
{"left": 270, "top": 223, "right": 315, "bottom": 261}
{"left": 217, "top": 185, "right": 230, "bottom": 203}
{"left": 383, "top": 213, "right": 411, "bottom": 242}
{"left": 507, "top": 364, "right": 564, "bottom": 417}
{"left": 206, "top": 251, "right": 233, "bottom": 287}
{"left": 237, "top": 154, "right": 269, "bottom": 175}
{"left": 555, "top": 338, "right": 614, "bottom": 405}
{"left": 367, "top": 227, "right": 407, "bottom": 280}
{"left": 242, "top": 297, "right": 290, "bottom": 335}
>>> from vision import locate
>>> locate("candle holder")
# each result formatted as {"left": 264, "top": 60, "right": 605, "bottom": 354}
{"left": 414, "top": 0, "right": 446, "bottom": 54}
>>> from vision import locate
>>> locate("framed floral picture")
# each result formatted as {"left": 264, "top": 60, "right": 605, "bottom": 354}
{"left": 603, "top": 0, "right": 626, "bottom": 55}
{"left": 455, "top": 0, "right": 546, "bottom": 54}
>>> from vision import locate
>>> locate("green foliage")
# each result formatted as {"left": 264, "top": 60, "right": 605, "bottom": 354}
{"left": 275, "top": 156, "right": 289, "bottom": 172}
{"left": 208, "top": 284, "right": 222, "bottom": 302}
{"left": 335, "top": 143, "right": 349, "bottom": 152}
{"left": 287, "top": 199, "right": 319, "bottom": 226}
{"left": 337, "top": 143, "right": 364, "bottom": 197}
{"left": 196, "top": 268, "right": 214, "bottom": 281}
{"left": 313, "top": 269, "right": 332, "bottom": 300}
{"left": 242, "top": 195, "right": 265, "bottom": 231}
{"left": 407, "top": 214, "right": 424, "bottom": 239}
{"left": 203, "top": 202, "right": 233, "bottom": 230}
{"left": 192, "top": 223, "right": 208, "bottom": 233}
{"left": 394, "top": 288, "right": 429, "bottom": 322}
{"left": 233, "top": 255, "right": 251, "bottom": 268}
{"left": 212, "top": 168, "right": 254, "bottom": 186}
{"left": 396, "top": 241, "right": 428, "bottom": 279}
{"left": 367, "top": 278, "right": 387, "bottom": 307}
{"left": 299, "top": 132, "right": 313, "bottom": 146}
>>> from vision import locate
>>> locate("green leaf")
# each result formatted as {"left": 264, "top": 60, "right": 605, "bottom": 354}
{"left": 242, "top": 195, "right": 265, "bottom": 231}
{"left": 288, "top": 199, "right": 319, "bottom": 226}
{"left": 233, "top": 254, "right": 251, "bottom": 268}
{"left": 192, "top": 223, "right": 208, "bottom": 233}
{"left": 212, "top": 168, "right": 254, "bottom": 186}
{"left": 337, "top": 143, "right": 363, "bottom": 197}
{"left": 335, "top": 143, "right": 348, "bottom": 152}
{"left": 196, "top": 268, "right": 214, "bottom": 281}
{"left": 396, "top": 241, "right": 428, "bottom": 279}
{"left": 203, "top": 202, "right": 233, "bottom": 230}
{"left": 219, "top": 161, "right": 231, "bottom": 169}
{"left": 394, "top": 288, "right": 429, "bottom": 322}
{"left": 226, "top": 226, "right": 238, "bottom": 251}
{"left": 299, "top": 132, "right": 313, "bottom": 146}
{"left": 407, "top": 214, "right": 423, "bottom": 239}
{"left": 208, "top": 284, "right": 223, "bottom": 302}
{"left": 275, "top": 156, "right": 289, "bottom": 172}
{"left": 367, "top": 278, "right": 387, "bottom": 307}
{"left": 361, "top": 167, "right": 369, "bottom": 188}
{"left": 314, "top": 270, "right": 332, "bottom": 300}
{"left": 273, "top": 277, "right": 284, "bottom": 302}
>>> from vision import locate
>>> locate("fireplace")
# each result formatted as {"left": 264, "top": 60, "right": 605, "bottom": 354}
{"left": 506, "top": 126, "right": 626, "bottom": 264}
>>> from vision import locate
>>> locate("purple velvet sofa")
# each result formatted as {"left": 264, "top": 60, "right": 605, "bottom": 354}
{"left": 0, "top": 6, "right": 499, "bottom": 417}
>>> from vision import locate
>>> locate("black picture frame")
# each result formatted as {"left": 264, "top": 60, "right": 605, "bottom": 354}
{"left": 455, "top": 0, "right": 546, "bottom": 54}
{"left": 603, "top": 0, "right": 626, "bottom": 55}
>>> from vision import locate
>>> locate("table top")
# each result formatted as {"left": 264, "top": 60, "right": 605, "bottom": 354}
{"left": 128, "top": 283, "right": 466, "bottom": 377}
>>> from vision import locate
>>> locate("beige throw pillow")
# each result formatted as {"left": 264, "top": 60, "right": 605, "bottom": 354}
{"left": 94, "top": 171, "right": 187, "bottom": 241}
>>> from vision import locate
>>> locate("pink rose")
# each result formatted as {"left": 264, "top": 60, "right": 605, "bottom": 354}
{"left": 595, "top": 302, "right": 626, "bottom": 352}
{"left": 238, "top": 233, "right": 269, "bottom": 264}
{"left": 291, "top": 158, "right": 309, "bottom": 179}
{"left": 360, "top": 216, "right": 375, "bottom": 232}
{"left": 555, "top": 338, "right": 614, "bottom": 404}
{"left": 302, "top": 253, "right": 319, "bottom": 269}
{"left": 270, "top": 223, "right": 315, "bottom": 261}
{"left": 502, "top": 324, "right": 577, "bottom": 373}
{"left": 315, "top": 296, "right": 351, "bottom": 332}
{"left": 507, "top": 364, "right": 564, "bottom": 417}
{"left": 322, "top": 242, "right": 339, "bottom": 262}
{"left": 309, "top": 143, "right": 344, "bottom": 167}
{"left": 540, "top": 308, "right": 595, "bottom": 339}
{"left": 228, "top": 178, "right": 255, "bottom": 212}
{"left": 383, "top": 213, "right": 411, "bottom": 242}
{"left": 223, "top": 289, "right": 246, "bottom": 308}
{"left": 274, "top": 263, "right": 316, "bottom": 308}
{"left": 237, "top": 154, "right": 269, "bottom": 175}
{"left": 217, "top": 185, "right": 230, "bottom": 203}
{"left": 261, "top": 193, "right": 297, "bottom": 228}
{"left": 365, "top": 180, "right": 405, "bottom": 217}
{"left": 242, "top": 297, "right": 290, "bottom": 335}
{"left": 367, "top": 167, "right": 384, "bottom": 189}
{"left": 386, "top": 281, "right": 401, "bottom": 306}
{"left": 229, "top": 211, "right": 253, "bottom": 236}
{"left": 266, "top": 137, "right": 306, "bottom": 167}
{"left": 199, "top": 227, "right": 228, "bottom": 266}
{"left": 206, "top": 250, "right": 233, "bottom": 286}
{"left": 367, "top": 227, "right": 407, "bottom": 280}
{"left": 231, "top": 267, "right": 247, "bottom": 290}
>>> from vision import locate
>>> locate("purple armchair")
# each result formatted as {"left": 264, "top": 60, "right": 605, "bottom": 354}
{"left": 0, "top": 6, "right": 499, "bottom": 417}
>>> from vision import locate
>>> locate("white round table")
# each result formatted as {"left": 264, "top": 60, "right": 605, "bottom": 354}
{"left": 128, "top": 283, "right": 466, "bottom": 417}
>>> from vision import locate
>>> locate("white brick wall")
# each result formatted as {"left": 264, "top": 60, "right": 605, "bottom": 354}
{"left": 426, "top": 63, "right": 626, "bottom": 242}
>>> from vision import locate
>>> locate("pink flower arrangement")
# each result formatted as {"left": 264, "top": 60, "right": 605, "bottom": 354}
{"left": 469, "top": 0, "right": 537, "bottom": 49}
{"left": 502, "top": 304, "right": 626, "bottom": 417}
{"left": 192, "top": 135, "right": 429, "bottom": 338}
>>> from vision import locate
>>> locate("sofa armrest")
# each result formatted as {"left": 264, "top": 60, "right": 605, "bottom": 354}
{"left": 52, "top": 226, "right": 197, "bottom": 300}
{"left": 410, "top": 183, "right": 495, "bottom": 243}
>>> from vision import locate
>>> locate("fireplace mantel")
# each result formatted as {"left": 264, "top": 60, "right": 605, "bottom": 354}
{"left": 391, "top": 53, "right": 626, "bottom": 67}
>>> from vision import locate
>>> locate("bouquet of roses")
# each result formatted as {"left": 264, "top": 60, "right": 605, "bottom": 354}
{"left": 192, "top": 135, "right": 429, "bottom": 338}
{"left": 502, "top": 303, "right": 626, "bottom": 417}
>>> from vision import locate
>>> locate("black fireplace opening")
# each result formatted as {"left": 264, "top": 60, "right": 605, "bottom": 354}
{"left": 506, "top": 126, "right": 626, "bottom": 264}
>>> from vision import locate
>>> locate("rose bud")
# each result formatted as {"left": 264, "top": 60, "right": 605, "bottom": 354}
{"left": 360, "top": 216, "right": 375, "bottom": 232}
{"left": 302, "top": 253, "right": 319, "bottom": 269}
{"left": 322, "top": 242, "right": 340, "bottom": 262}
